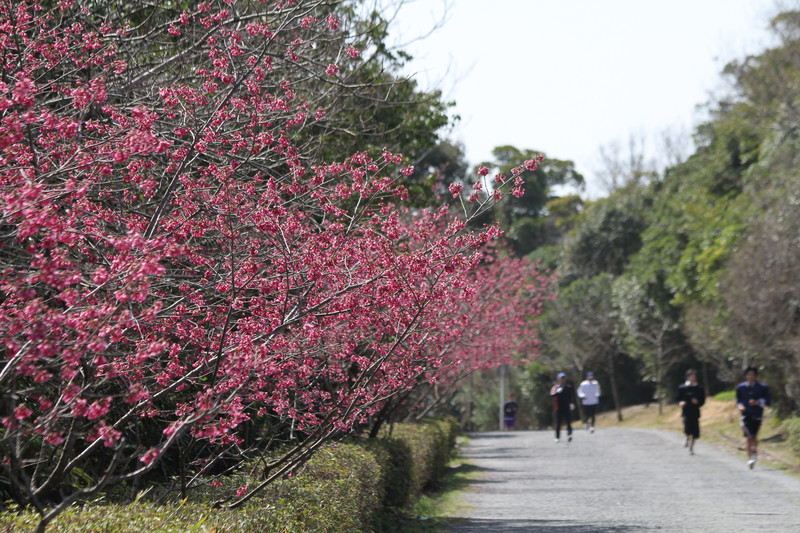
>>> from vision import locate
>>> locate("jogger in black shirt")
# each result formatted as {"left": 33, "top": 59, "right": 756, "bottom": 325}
{"left": 551, "top": 372, "right": 576, "bottom": 442}
{"left": 676, "top": 369, "right": 705, "bottom": 455}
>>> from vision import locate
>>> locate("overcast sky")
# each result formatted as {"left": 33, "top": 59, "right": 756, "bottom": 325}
{"left": 388, "top": 0, "right": 778, "bottom": 196}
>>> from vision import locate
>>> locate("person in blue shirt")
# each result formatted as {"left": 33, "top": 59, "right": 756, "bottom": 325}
{"left": 736, "top": 366, "right": 772, "bottom": 469}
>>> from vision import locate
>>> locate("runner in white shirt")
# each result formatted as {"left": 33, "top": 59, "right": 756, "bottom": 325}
{"left": 577, "top": 371, "right": 601, "bottom": 433}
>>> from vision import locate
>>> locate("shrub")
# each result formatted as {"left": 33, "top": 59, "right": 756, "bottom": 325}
{"left": 358, "top": 437, "right": 413, "bottom": 509}
{"left": 0, "top": 419, "right": 459, "bottom": 532}
{"left": 388, "top": 417, "right": 459, "bottom": 498}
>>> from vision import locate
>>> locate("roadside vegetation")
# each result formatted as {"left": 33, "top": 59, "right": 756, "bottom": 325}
{"left": 1, "top": 419, "right": 460, "bottom": 532}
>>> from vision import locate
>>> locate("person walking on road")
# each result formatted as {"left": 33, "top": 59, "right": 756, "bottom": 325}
{"left": 577, "top": 371, "right": 601, "bottom": 433}
{"left": 503, "top": 393, "right": 518, "bottom": 430}
{"left": 676, "top": 369, "right": 705, "bottom": 455}
{"left": 736, "top": 366, "right": 772, "bottom": 469}
{"left": 551, "top": 372, "right": 575, "bottom": 443}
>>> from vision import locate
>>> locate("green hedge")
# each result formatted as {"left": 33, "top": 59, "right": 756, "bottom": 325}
{"left": 0, "top": 417, "right": 460, "bottom": 533}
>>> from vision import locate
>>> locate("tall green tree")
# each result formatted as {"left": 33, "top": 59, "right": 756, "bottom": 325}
{"left": 477, "top": 146, "right": 584, "bottom": 256}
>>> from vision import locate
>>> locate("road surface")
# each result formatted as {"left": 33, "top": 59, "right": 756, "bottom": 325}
{"left": 448, "top": 427, "right": 800, "bottom": 532}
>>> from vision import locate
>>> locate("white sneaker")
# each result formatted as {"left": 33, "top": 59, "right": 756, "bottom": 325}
{"left": 748, "top": 454, "right": 757, "bottom": 469}
{"left": 554, "top": 438, "right": 560, "bottom": 443}
{"left": 590, "top": 426, "right": 595, "bottom": 433}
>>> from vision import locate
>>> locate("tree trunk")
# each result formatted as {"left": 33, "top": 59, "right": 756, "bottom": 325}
{"left": 702, "top": 360, "right": 711, "bottom": 399}
{"left": 656, "top": 356, "right": 664, "bottom": 416}
{"left": 574, "top": 364, "right": 585, "bottom": 424}
{"left": 607, "top": 352, "right": 623, "bottom": 422}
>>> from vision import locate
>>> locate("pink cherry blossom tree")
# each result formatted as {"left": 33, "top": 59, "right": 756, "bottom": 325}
{"left": 0, "top": 1, "right": 551, "bottom": 529}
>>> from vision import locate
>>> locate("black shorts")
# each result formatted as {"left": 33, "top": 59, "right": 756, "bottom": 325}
{"left": 741, "top": 417, "right": 762, "bottom": 437}
{"left": 683, "top": 416, "right": 700, "bottom": 439}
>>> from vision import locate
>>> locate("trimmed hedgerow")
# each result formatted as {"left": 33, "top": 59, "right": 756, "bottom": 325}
{"left": 0, "top": 418, "right": 460, "bottom": 533}
{"left": 387, "top": 417, "right": 460, "bottom": 499}
{"left": 359, "top": 436, "right": 414, "bottom": 509}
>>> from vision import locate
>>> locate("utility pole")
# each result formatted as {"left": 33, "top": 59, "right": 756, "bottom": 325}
{"left": 499, "top": 364, "right": 505, "bottom": 431}
{"left": 467, "top": 372, "right": 474, "bottom": 431}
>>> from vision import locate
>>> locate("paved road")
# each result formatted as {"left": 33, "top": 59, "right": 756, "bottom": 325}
{"left": 449, "top": 427, "right": 800, "bottom": 532}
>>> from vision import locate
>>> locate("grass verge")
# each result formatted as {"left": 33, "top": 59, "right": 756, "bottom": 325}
{"left": 399, "top": 436, "right": 480, "bottom": 532}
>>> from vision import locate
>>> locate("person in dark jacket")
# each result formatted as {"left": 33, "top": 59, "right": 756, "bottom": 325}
{"left": 503, "top": 393, "right": 518, "bottom": 430}
{"left": 736, "top": 366, "right": 772, "bottom": 469}
{"left": 676, "top": 369, "right": 705, "bottom": 455}
{"left": 550, "top": 372, "right": 576, "bottom": 443}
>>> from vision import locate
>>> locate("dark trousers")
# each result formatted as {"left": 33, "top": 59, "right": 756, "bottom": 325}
{"left": 555, "top": 409, "right": 572, "bottom": 439}
{"left": 683, "top": 415, "right": 700, "bottom": 439}
{"left": 583, "top": 404, "right": 597, "bottom": 426}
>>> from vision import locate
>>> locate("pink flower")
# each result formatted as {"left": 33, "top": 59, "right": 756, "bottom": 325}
{"left": 12, "top": 77, "right": 36, "bottom": 109}
{"left": 140, "top": 448, "right": 160, "bottom": 466}
{"left": 326, "top": 64, "right": 339, "bottom": 76}
{"left": 400, "top": 165, "right": 414, "bottom": 177}
{"left": 345, "top": 46, "right": 360, "bottom": 58}
{"left": 237, "top": 484, "right": 248, "bottom": 497}
{"left": 86, "top": 398, "right": 111, "bottom": 420}
{"left": 89, "top": 421, "right": 122, "bottom": 447}
{"left": 524, "top": 159, "right": 538, "bottom": 171}
{"left": 14, "top": 405, "right": 32, "bottom": 420}
{"left": 92, "top": 267, "right": 110, "bottom": 285}
{"left": 449, "top": 183, "right": 463, "bottom": 197}
{"left": 45, "top": 432, "right": 66, "bottom": 446}
{"left": 300, "top": 16, "right": 318, "bottom": 28}
{"left": 468, "top": 192, "right": 480, "bottom": 203}
{"left": 477, "top": 165, "right": 489, "bottom": 177}
{"left": 326, "top": 15, "right": 341, "bottom": 30}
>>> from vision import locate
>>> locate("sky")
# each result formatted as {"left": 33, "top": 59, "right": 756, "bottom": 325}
{"left": 387, "top": 0, "right": 778, "bottom": 196}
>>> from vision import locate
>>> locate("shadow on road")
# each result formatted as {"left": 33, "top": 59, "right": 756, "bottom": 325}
{"left": 465, "top": 432, "right": 523, "bottom": 439}
{"left": 445, "top": 518, "right": 641, "bottom": 532}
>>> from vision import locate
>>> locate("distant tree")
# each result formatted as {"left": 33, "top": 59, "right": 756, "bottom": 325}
{"left": 546, "top": 194, "right": 584, "bottom": 233}
{"left": 613, "top": 276, "right": 684, "bottom": 415}
{"left": 722, "top": 191, "right": 800, "bottom": 415}
{"left": 542, "top": 274, "right": 626, "bottom": 421}
{"left": 562, "top": 186, "right": 649, "bottom": 283}
{"left": 596, "top": 134, "right": 658, "bottom": 193}
{"left": 404, "top": 140, "right": 470, "bottom": 206}
{"left": 476, "top": 146, "right": 584, "bottom": 256}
